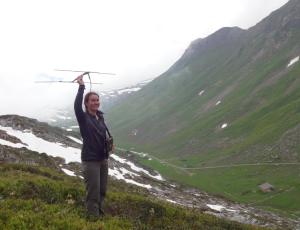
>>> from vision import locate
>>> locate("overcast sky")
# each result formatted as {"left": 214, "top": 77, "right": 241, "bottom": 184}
{"left": 0, "top": 0, "right": 289, "bottom": 119}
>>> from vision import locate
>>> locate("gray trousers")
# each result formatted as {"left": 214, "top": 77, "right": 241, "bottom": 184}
{"left": 82, "top": 160, "right": 108, "bottom": 217}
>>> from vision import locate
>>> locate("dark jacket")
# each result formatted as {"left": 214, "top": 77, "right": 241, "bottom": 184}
{"left": 74, "top": 85, "right": 108, "bottom": 161}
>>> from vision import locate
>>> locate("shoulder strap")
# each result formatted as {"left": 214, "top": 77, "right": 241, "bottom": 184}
{"left": 95, "top": 111, "right": 112, "bottom": 138}
{"left": 103, "top": 121, "right": 112, "bottom": 138}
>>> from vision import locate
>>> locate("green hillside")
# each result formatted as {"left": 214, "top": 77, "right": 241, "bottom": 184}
{"left": 107, "top": 0, "right": 300, "bottom": 218}
{"left": 0, "top": 163, "right": 263, "bottom": 230}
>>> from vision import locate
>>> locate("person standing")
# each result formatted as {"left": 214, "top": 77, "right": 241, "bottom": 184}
{"left": 74, "top": 74, "right": 111, "bottom": 218}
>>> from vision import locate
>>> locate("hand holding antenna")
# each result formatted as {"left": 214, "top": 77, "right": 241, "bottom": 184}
{"left": 73, "top": 74, "right": 85, "bottom": 86}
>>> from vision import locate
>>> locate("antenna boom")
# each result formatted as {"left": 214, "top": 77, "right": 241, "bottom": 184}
{"left": 54, "top": 69, "right": 116, "bottom": 75}
{"left": 35, "top": 80, "right": 102, "bottom": 85}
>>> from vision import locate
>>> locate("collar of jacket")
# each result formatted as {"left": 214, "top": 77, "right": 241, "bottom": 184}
{"left": 86, "top": 110, "right": 104, "bottom": 118}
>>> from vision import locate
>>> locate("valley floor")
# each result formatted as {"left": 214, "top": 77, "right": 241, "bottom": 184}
{"left": 121, "top": 148, "right": 300, "bottom": 229}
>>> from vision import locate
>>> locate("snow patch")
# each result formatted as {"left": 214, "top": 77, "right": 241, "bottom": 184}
{"left": 0, "top": 139, "right": 26, "bottom": 148}
{"left": 66, "top": 129, "right": 72, "bottom": 132}
{"left": 287, "top": 56, "right": 299, "bottom": 68}
{"left": 0, "top": 126, "right": 81, "bottom": 163}
{"left": 221, "top": 123, "right": 228, "bottom": 129}
{"left": 140, "top": 79, "right": 152, "bottom": 84}
{"left": 61, "top": 168, "right": 76, "bottom": 177}
{"left": 198, "top": 90, "right": 205, "bottom": 96}
{"left": 110, "top": 154, "right": 127, "bottom": 164}
{"left": 166, "top": 199, "right": 178, "bottom": 204}
{"left": 131, "top": 151, "right": 147, "bottom": 157}
{"left": 110, "top": 154, "right": 164, "bottom": 181}
{"left": 109, "top": 167, "right": 152, "bottom": 189}
{"left": 117, "top": 87, "right": 141, "bottom": 95}
{"left": 131, "top": 129, "right": 138, "bottom": 136}
{"left": 56, "top": 115, "right": 72, "bottom": 120}
{"left": 67, "top": 136, "right": 83, "bottom": 145}
{"left": 119, "top": 167, "right": 139, "bottom": 177}
{"left": 207, "top": 204, "right": 236, "bottom": 212}
{"left": 216, "top": 101, "right": 221, "bottom": 105}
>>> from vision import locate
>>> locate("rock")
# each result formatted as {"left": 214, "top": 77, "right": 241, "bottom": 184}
{"left": 258, "top": 182, "right": 274, "bottom": 193}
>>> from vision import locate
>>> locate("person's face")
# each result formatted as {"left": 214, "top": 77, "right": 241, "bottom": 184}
{"left": 86, "top": 94, "right": 100, "bottom": 112}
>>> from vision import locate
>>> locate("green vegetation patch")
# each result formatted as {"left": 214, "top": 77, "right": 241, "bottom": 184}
{"left": 138, "top": 157, "right": 300, "bottom": 218}
{"left": 0, "top": 163, "right": 263, "bottom": 230}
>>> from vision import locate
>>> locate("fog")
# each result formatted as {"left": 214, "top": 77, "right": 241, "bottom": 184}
{"left": 0, "top": 0, "right": 288, "bottom": 120}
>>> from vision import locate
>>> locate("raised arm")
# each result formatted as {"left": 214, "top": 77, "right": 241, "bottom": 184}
{"left": 74, "top": 75, "right": 85, "bottom": 123}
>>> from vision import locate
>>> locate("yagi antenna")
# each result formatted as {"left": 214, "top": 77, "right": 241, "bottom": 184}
{"left": 35, "top": 69, "right": 116, "bottom": 91}
{"left": 35, "top": 80, "right": 103, "bottom": 85}
{"left": 55, "top": 69, "right": 116, "bottom": 91}
{"left": 54, "top": 69, "right": 116, "bottom": 75}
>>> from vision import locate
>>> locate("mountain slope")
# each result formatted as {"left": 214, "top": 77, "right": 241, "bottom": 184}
{"left": 106, "top": 0, "right": 300, "bottom": 219}
{"left": 0, "top": 115, "right": 276, "bottom": 229}
{"left": 107, "top": 0, "right": 300, "bottom": 161}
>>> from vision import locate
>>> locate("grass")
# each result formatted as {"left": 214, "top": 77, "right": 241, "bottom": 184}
{"left": 0, "top": 163, "right": 263, "bottom": 230}
{"left": 105, "top": 14, "right": 300, "bottom": 225}
{"left": 106, "top": 61, "right": 300, "bottom": 220}
{"left": 137, "top": 155, "right": 300, "bottom": 219}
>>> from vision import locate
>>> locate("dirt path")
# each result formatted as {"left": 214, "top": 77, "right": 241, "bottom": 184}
{"left": 127, "top": 148, "right": 300, "bottom": 171}
{"left": 180, "top": 162, "right": 300, "bottom": 170}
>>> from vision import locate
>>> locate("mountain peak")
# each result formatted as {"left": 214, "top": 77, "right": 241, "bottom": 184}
{"left": 168, "top": 0, "right": 300, "bottom": 73}
{"left": 188, "top": 26, "right": 244, "bottom": 50}
{"left": 249, "top": 0, "right": 300, "bottom": 34}
{"left": 169, "top": 26, "right": 245, "bottom": 73}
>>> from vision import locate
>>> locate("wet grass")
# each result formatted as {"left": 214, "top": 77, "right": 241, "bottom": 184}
{"left": 138, "top": 156, "right": 300, "bottom": 219}
{"left": 0, "top": 163, "right": 263, "bottom": 230}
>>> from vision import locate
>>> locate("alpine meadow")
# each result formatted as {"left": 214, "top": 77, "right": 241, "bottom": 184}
{"left": 1, "top": 0, "right": 300, "bottom": 229}
{"left": 107, "top": 0, "right": 300, "bottom": 218}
